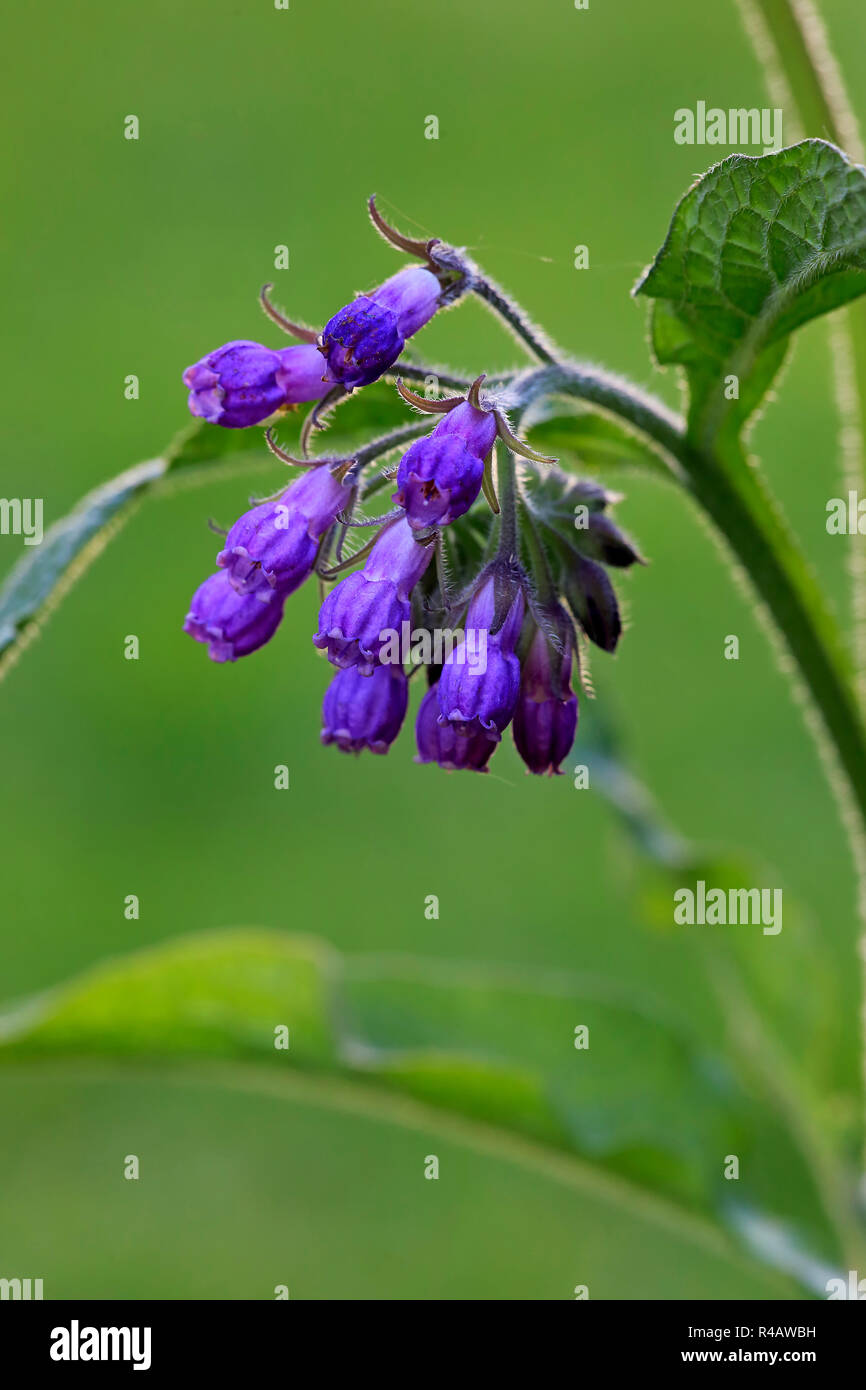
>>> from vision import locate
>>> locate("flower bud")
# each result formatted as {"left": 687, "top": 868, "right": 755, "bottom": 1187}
{"left": 584, "top": 513, "right": 643, "bottom": 568}
{"left": 434, "top": 400, "right": 498, "bottom": 454}
{"left": 513, "top": 625, "right": 578, "bottom": 775}
{"left": 218, "top": 465, "right": 349, "bottom": 595}
{"left": 561, "top": 556, "right": 622, "bottom": 652}
{"left": 183, "top": 341, "right": 327, "bottom": 428}
{"left": 320, "top": 266, "right": 440, "bottom": 390}
{"left": 321, "top": 664, "right": 409, "bottom": 754}
{"left": 183, "top": 571, "right": 285, "bottom": 662}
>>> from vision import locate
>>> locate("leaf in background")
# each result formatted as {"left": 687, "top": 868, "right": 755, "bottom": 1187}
{"left": 0, "top": 930, "right": 340, "bottom": 1065}
{"left": 635, "top": 140, "right": 866, "bottom": 441}
{"left": 0, "top": 926, "right": 834, "bottom": 1287}
{"left": 0, "top": 425, "right": 263, "bottom": 679}
{"left": 525, "top": 400, "right": 675, "bottom": 482}
{"left": 0, "top": 380, "right": 413, "bottom": 682}
{"left": 521, "top": 466, "right": 617, "bottom": 531}
{"left": 578, "top": 706, "right": 857, "bottom": 1270}
{"left": 341, "top": 956, "right": 740, "bottom": 1209}
{"left": 580, "top": 707, "right": 847, "bottom": 1093}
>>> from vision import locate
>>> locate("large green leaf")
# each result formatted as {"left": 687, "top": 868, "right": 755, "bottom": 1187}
{"left": 0, "top": 927, "right": 834, "bottom": 1289}
{"left": 0, "top": 930, "right": 726, "bottom": 1194}
{"left": 635, "top": 140, "right": 866, "bottom": 441}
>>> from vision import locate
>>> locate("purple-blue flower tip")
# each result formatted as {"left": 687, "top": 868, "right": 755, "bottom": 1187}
{"left": 436, "top": 578, "right": 525, "bottom": 741}
{"left": 415, "top": 686, "right": 497, "bottom": 772}
{"left": 183, "top": 341, "right": 326, "bottom": 428}
{"left": 320, "top": 266, "right": 440, "bottom": 390}
{"left": 321, "top": 664, "right": 409, "bottom": 754}
{"left": 313, "top": 520, "right": 434, "bottom": 673}
{"left": 183, "top": 571, "right": 285, "bottom": 662}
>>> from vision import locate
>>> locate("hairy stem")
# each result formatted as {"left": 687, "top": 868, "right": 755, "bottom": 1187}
{"left": 513, "top": 357, "right": 866, "bottom": 1250}
{"left": 495, "top": 447, "right": 519, "bottom": 556}
{"left": 345, "top": 421, "right": 430, "bottom": 481}
{"left": 737, "top": 0, "right": 866, "bottom": 1182}
{"left": 389, "top": 362, "right": 472, "bottom": 393}
{"left": 737, "top": 0, "right": 866, "bottom": 685}
{"left": 470, "top": 275, "right": 558, "bottom": 365}
{"left": 518, "top": 492, "right": 558, "bottom": 604}
{"left": 737, "top": 0, "right": 862, "bottom": 157}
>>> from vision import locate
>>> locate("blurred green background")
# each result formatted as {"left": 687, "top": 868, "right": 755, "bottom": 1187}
{"left": 1, "top": 0, "right": 864, "bottom": 1299}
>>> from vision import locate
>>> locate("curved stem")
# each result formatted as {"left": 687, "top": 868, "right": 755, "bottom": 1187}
{"left": 689, "top": 448, "right": 866, "bottom": 826}
{"left": 350, "top": 421, "right": 429, "bottom": 475}
{"left": 510, "top": 363, "right": 687, "bottom": 467}
{"left": 470, "top": 276, "right": 558, "bottom": 365}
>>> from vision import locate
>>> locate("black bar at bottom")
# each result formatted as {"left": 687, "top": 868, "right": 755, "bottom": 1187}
{"left": 0, "top": 1298, "right": 862, "bottom": 1373}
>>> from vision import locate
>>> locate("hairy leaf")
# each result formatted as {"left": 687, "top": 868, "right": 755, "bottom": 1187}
{"left": 635, "top": 140, "right": 866, "bottom": 441}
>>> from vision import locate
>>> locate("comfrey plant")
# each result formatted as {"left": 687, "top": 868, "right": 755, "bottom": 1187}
{"left": 181, "top": 198, "right": 642, "bottom": 775}
{"left": 6, "top": 140, "right": 866, "bottom": 804}
{"left": 9, "top": 126, "right": 866, "bottom": 1286}
{"left": 7, "top": 0, "right": 866, "bottom": 1295}
{"left": 6, "top": 138, "right": 866, "bottom": 802}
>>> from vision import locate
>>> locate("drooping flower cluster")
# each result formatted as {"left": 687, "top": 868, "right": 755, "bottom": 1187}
{"left": 182, "top": 199, "right": 643, "bottom": 775}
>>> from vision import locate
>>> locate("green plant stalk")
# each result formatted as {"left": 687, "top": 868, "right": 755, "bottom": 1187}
{"left": 737, "top": 0, "right": 866, "bottom": 1172}
{"left": 740, "top": 0, "right": 860, "bottom": 152}
{"left": 737, "top": 0, "right": 866, "bottom": 684}
{"left": 495, "top": 445, "right": 519, "bottom": 557}
{"left": 529, "top": 360, "right": 866, "bottom": 1258}
{"left": 689, "top": 446, "right": 866, "bottom": 825}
